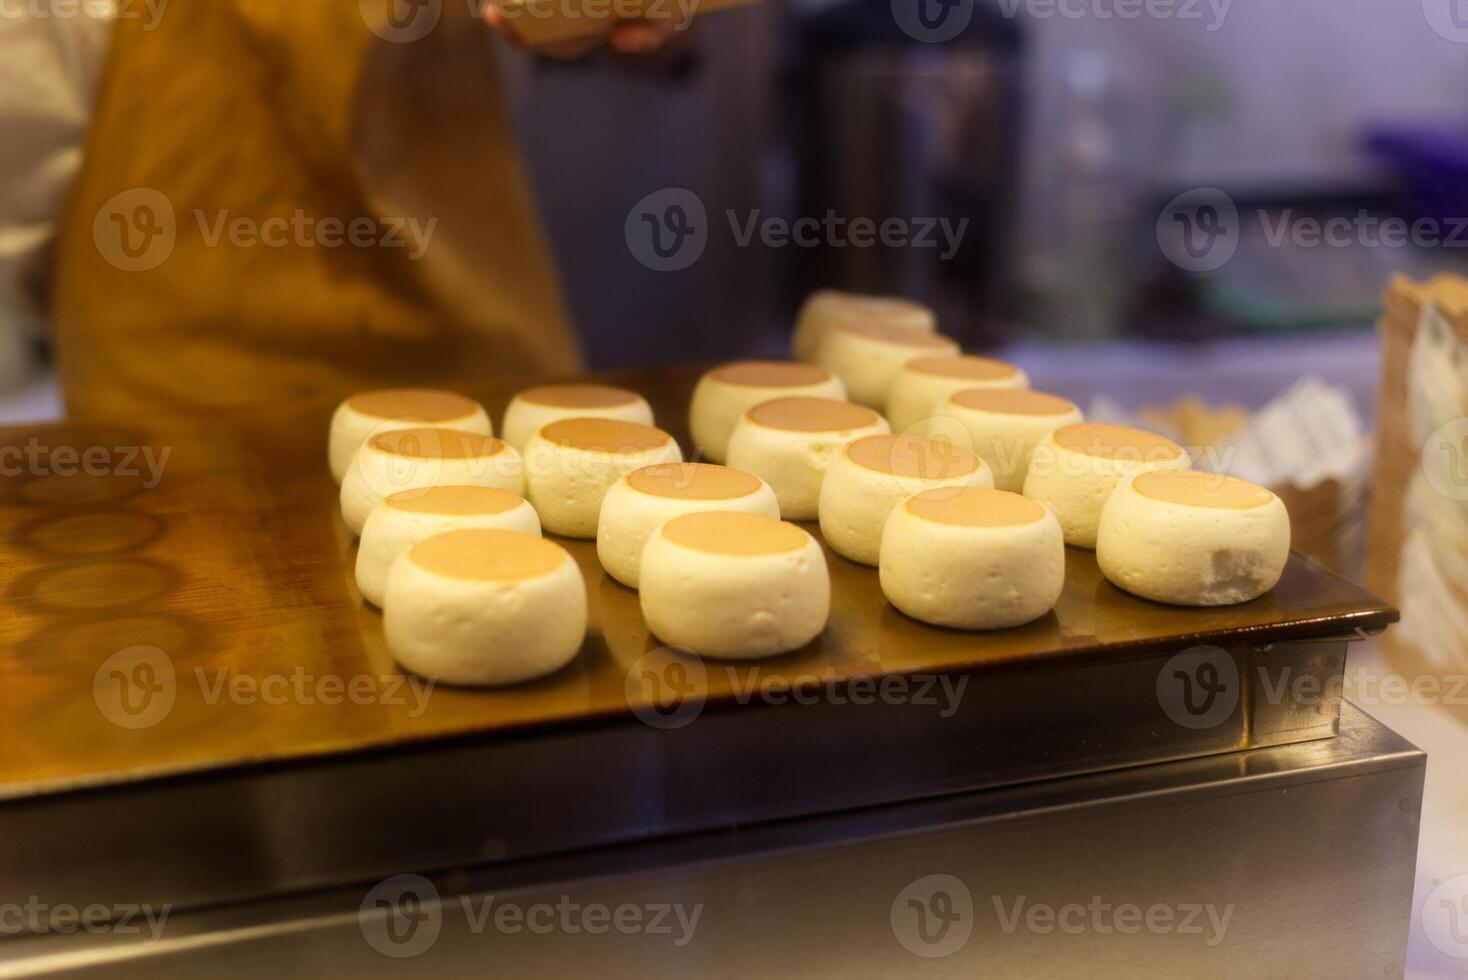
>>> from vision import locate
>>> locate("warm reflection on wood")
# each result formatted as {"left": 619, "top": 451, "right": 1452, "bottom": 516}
{"left": 0, "top": 366, "right": 1395, "bottom": 794}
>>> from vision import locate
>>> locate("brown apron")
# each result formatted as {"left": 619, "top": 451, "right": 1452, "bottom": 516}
{"left": 50, "top": 0, "right": 582, "bottom": 421}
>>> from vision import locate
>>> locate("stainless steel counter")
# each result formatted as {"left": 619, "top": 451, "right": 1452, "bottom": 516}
{"left": 0, "top": 703, "right": 1423, "bottom": 978}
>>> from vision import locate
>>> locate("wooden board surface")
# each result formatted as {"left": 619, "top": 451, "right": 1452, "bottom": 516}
{"left": 0, "top": 367, "right": 1397, "bottom": 798}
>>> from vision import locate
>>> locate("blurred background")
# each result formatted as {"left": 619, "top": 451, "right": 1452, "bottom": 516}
{"left": 513, "top": 0, "right": 1468, "bottom": 368}
{"left": 4, "top": 0, "right": 1468, "bottom": 410}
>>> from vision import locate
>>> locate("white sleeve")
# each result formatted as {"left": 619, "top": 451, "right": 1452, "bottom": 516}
{"left": 0, "top": 9, "right": 112, "bottom": 341}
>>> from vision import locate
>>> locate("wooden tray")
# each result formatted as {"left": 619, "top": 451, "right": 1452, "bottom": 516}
{"left": 0, "top": 367, "right": 1397, "bottom": 914}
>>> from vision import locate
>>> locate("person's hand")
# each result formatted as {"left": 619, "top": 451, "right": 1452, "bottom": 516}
{"left": 483, "top": 2, "right": 689, "bottom": 60}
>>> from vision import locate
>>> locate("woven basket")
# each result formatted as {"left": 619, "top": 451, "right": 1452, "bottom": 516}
{"left": 1369, "top": 274, "right": 1468, "bottom": 677}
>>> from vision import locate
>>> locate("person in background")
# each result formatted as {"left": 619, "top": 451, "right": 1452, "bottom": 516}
{"left": 0, "top": 2, "right": 688, "bottom": 420}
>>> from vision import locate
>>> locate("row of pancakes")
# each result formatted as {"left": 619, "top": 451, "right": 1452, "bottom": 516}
{"left": 326, "top": 291, "right": 1290, "bottom": 687}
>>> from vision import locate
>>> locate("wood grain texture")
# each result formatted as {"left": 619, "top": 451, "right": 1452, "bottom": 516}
{"left": 0, "top": 366, "right": 1396, "bottom": 798}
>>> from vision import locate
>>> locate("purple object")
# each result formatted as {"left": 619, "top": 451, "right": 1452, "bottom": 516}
{"left": 1366, "top": 122, "right": 1468, "bottom": 225}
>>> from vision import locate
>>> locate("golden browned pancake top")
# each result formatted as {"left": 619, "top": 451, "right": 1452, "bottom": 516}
{"left": 369, "top": 429, "right": 506, "bottom": 460}
{"left": 710, "top": 361, "right": 832, "bottom": 388}
{"left": 905, "top": 487, "right": 1047, "bottom": 528}
{"left": 1052, "top": 423, "right": 1185, "bottom": 461}
{"left": 347, "top": 388, "right": 479, "bottom": 422}
{"left": 409, "top": 529, "right": 564, "bottom": 581}
{"left": 745, "top": 397, "right": 882, "bottom": 433}
{"left": 906, "top": 355, "right": 1021, "bottom": 382}
{"left": 845, "top": 434, "right": 985, "bottom": 480}
{"left": 660, "top": 511, "right": 808, "bottom": 557}
{"left": 1133, "top": 470, "right": 1275, "bottom": 510}
{"left": 386, "top": 485, "right": 526, "bottom": 516}
{"left": 516, "top": 384, "right": 643, "bottom": 409}
{"left": 628, "top": 463, "right": 763, "bottom": 500}
{"left": 951, "top": 388, "right": 1078, "bottom": 417}
{"left": 540, "top": 418, "right": 673, "bottom": 453}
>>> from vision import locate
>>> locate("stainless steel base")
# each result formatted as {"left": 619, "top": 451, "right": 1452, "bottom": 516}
{"left": 0, "top": 703, "right": 1424, "bottom": 978}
